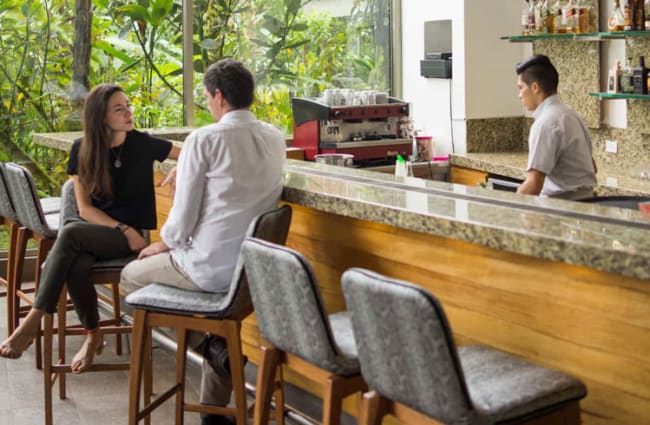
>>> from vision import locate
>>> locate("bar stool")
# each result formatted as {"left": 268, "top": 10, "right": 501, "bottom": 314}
{"left": 341, "top": 268, "right": 588, "bottom": 425}
{"left": 240, "top": 238, "right": 366, "bottom": 425}
{"left": 1, "top": 162, "right": 61, "bottom": 335}
{"left": 42, "top": 178, "right": 136, "bottom": 425}
{"left": 0, "top": 163, "right": 21, "bottom": 304}
{"left": 3, "top": 162, "right": 60, "bottom": 369}
{"left": 126, "top": 205, "right": 292, "bottom": 425}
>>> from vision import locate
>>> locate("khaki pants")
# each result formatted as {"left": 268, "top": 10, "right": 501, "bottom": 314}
{"left": 121, "top": 253, "right": 233, "bottom": 406}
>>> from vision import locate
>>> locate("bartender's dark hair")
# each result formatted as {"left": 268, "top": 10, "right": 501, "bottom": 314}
{"left": 203, "top": 58, "right": 255, "bottom": 109}
{"left": 79, "top": 83, "right": 124, "bottom": 199}
{"left": 516, "top": 54, "right": 559, "bottom": 95}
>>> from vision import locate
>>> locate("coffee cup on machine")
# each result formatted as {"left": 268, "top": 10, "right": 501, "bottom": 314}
{"left": 323, "top": 89, "right": 334, "bottom": 105}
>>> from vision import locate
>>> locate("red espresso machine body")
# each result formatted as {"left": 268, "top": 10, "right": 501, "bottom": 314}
{"left": 291, "top": 97, "right": 412, "bottom": 164}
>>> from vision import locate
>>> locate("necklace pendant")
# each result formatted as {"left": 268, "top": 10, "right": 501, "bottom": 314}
{"left": 114, "top": 159, "right": 122, "bottom": 168}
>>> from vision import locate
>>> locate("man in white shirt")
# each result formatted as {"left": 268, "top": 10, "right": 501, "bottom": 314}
{"left": 515, "top": 54, "right": 597, "bottom": 200}
{"left": 121, "top": 58, "right": 286, "bottom": 425}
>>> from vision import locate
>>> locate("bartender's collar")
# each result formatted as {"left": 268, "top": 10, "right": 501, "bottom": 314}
{"left": 533, "top": 94, "right": 559, "bottom": 119}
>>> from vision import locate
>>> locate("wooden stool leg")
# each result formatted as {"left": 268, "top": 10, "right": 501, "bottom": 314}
{"left": 253, "top": 345, "right": 280, "bottom": 425}
{"left": 175, "top": 328, "right": 188, "bottom": 425}
{"left": 112, "top": 283, "right": 123, "bottom": 355}
{"left": 128, "top": 309, "right": 147, "bottom": 425}
{"left": 273, "top": 367, "right": 285, "bottom": 425}
{"left": 322, "top": 375, "right": 346, "bottom": 425}
{"left": 33, "top": 237, "right": 53, "bottom": 371}
{"left": 57, "top": 290, "right": 67, "bottom": 400}
{"left": 9, "top": 227, "right": 28, "bottom": 335}
{"left": 43, "top": 312, "right": 55, "bottom": 425}
{"left": 225, "top": 322, "right": 247, "bottom": 425}
{"left": 358, "top": 391, "right": 388, "bottom": 425}
{"left": 143, "top": 325, "right": 152, "bottom": 425}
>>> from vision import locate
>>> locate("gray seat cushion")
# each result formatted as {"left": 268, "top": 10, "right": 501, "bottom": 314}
{"left": 40, "top": 197, "right": 61, "bottom": 214}
{"left": 458, "top": 345, "right": 587, "bottom": 423}
{"left": 328, "top": 311, "right": 358, "bottom": 362}
{"left": 125, "top": 283, "right": 230, "bottom": 317}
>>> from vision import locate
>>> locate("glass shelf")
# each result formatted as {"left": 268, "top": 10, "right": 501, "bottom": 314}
{"left": 502, "top": 31, "right": 650, "bottom": 42}
{"left": 589, "top": 92, "right": 650, "bottom": 100}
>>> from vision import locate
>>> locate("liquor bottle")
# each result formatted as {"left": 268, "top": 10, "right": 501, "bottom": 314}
{"left": 620, "top": 57, "right": 635, "bottom": 93}
{"left": 536, "top": 0, "right": 550, "bottom": 33}
{"left": 610, "top": 0, "right": 626, "bottom": 31}
{"left": 551, "top": 0, "right": 564, "bottom": 33}
{"left": 645, "top": 0, "right": 650, "bottom": 30}
{"left": 577, "top": 0, "right": 590, "bottom": 33}
{"left": 635, "top": 0, "right": 645, "bottom": 30}
{"left": 522, "top": 0, "right": 531, "bottom": 35}
{"left": 563, "top": 0, "right": 577, "bottom": 33}
{"left": 528, "top": 0, "right": 537, "bottom": 34}
{"left": 633, "top": 56, "right": 649, "bottom": 94}
{"left": 624, "top": 0, "right": 634, "bottom": 31}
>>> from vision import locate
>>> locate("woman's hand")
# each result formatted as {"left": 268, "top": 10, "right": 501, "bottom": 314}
{"left": 123, "top": 227, "right": 147, "bottom": 252}
{"left": 157, "top": 166, "right": 177, "bottom": 198}
{"left": 138, "top": 241, "right": 170, "bottom": 260}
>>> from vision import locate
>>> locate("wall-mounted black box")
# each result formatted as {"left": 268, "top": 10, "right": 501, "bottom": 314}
{"left": 420, "top": 58, "right": 452, "bottom": 79}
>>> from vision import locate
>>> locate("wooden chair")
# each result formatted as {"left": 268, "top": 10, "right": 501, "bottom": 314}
{"left": 42, "top": 179, "right": 136, "bottom": 425}
{"left": 240, "top": 238, "right": 366, "bottom": 425}
{"left": 3, "top": 162, "right": 60, "bottom": 369}
{"left": 126, "top": 205, "right": 292, "bottom": 425}
{"left": 341, "top": 268, "right": 588, "bottom": 425}
{"left": 0, "top": 163, "right": 22, "bottom": 314}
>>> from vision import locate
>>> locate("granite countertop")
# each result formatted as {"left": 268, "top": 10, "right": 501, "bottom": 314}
{"left": 450, "top": 152, "right": 650, "bottom": 197}
{"left": 34, "top": 131, "right": 650, "bottom": 281}
{"left": 283, "top": 160, "right": 650, "bottom": 281}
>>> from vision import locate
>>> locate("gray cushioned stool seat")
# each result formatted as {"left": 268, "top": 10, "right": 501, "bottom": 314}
{"left": 459, "top": 345, "right": 586, "bottom": 423}
{"left": 125, "top": 283, "right": 229, "bottom": 317}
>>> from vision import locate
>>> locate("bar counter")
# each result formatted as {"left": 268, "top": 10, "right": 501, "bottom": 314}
{"left": 34, "top": 132, "right": 650, "bottom": 425}
{"left": 450, "top": 152, "right": 650, "bottom": 197}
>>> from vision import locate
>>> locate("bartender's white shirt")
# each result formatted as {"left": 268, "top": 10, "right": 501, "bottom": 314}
{"left": 161, "top": 110, "right": 286, "bottom": 292}
{"left": 527, "top": 94, "right": 596, "bottom": 197}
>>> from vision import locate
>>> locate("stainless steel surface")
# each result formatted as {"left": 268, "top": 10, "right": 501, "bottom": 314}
{"left": 322, "top": 138, "right": 411, "bottom": 149}
{"left": 314, "top": 154, "right": 355, "bottom": 167}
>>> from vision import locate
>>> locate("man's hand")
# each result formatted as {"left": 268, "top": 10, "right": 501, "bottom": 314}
{"left": 157, "top": 166, "right": 177, "bottom": 198}
{"left": 138, "top": 241, "right": 170, "bottom": 260}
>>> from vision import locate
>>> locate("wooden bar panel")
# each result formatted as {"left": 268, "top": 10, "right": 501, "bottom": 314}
{"left": 238, "top": 203, "right": 650, "bottom": 425}
{"left": 449, "top": 164, "right": 488, "bottom": 186}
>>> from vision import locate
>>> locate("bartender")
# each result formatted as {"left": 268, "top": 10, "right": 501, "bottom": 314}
{"left": 515, "top": 54, "right": 597, "bottom": 200}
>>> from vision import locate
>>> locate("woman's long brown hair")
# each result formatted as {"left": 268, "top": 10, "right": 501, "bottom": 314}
{"left": 78, "top": 84, "right": 124, "bottom": 199}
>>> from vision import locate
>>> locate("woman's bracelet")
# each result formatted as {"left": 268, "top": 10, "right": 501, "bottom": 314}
{"left": 115, "top": 222, "right": 129, "bottom": 233}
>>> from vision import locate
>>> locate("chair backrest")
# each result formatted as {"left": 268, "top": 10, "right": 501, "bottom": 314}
{"left": 219, "top": 205, "right": 293, "bottom": 316}
{"left": 341, "top": 268, "right": 475, "bottom": 425}
{"left": 0, "top": 162, "right": 19, "bottom": 222}
{"left": 241, "top": 237, "right": 351, "bottom": 374}
{"left": 3, "top": 162, "right": 56, "bottom": 238}
{"left": 59, "top": 178, "right": 81, "bottom": 230}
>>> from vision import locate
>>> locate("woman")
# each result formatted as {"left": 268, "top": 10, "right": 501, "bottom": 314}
{"left": 0, "top": 84, "right": 180, "bottom": 372}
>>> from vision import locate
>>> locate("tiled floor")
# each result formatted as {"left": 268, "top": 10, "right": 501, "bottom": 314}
{"left": 0, "top": 301, "right": 209, "bottom": 424}
{"left": 0, "top": 294, "right": 338, "bottom": 425}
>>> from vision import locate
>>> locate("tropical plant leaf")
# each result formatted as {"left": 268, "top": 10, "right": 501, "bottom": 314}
{"left": 116, "top": 4, "right": 151, "bottom": 23}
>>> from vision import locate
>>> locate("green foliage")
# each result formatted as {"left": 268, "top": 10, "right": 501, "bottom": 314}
{"left": 0, "top": 0, "right": 390, "bottom": 172}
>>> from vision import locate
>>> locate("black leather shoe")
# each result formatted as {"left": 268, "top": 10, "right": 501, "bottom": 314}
{"left": 200, "top": 413, "right": 235, "bottom": 425}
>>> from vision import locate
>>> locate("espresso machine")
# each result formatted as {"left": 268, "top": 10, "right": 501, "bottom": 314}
{"left": 291, "top": 96, "right": 412, "bottom": 166}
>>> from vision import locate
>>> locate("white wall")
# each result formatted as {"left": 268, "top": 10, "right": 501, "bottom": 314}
{"left": 402, "top": 0, "right": 464, "bottom": 155}
{"left": 464, "top": 0, "right": 524, "bottom": 119}
{"left": 402, "top": 1, "right": 526, "bottom": 156}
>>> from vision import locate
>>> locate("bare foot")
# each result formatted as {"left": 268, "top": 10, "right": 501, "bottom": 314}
{"left": 70, "top": 332, "right": 105, "bottom": 374}
{"left": 0, "top": 331, "right": 35, "bottom": 359}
